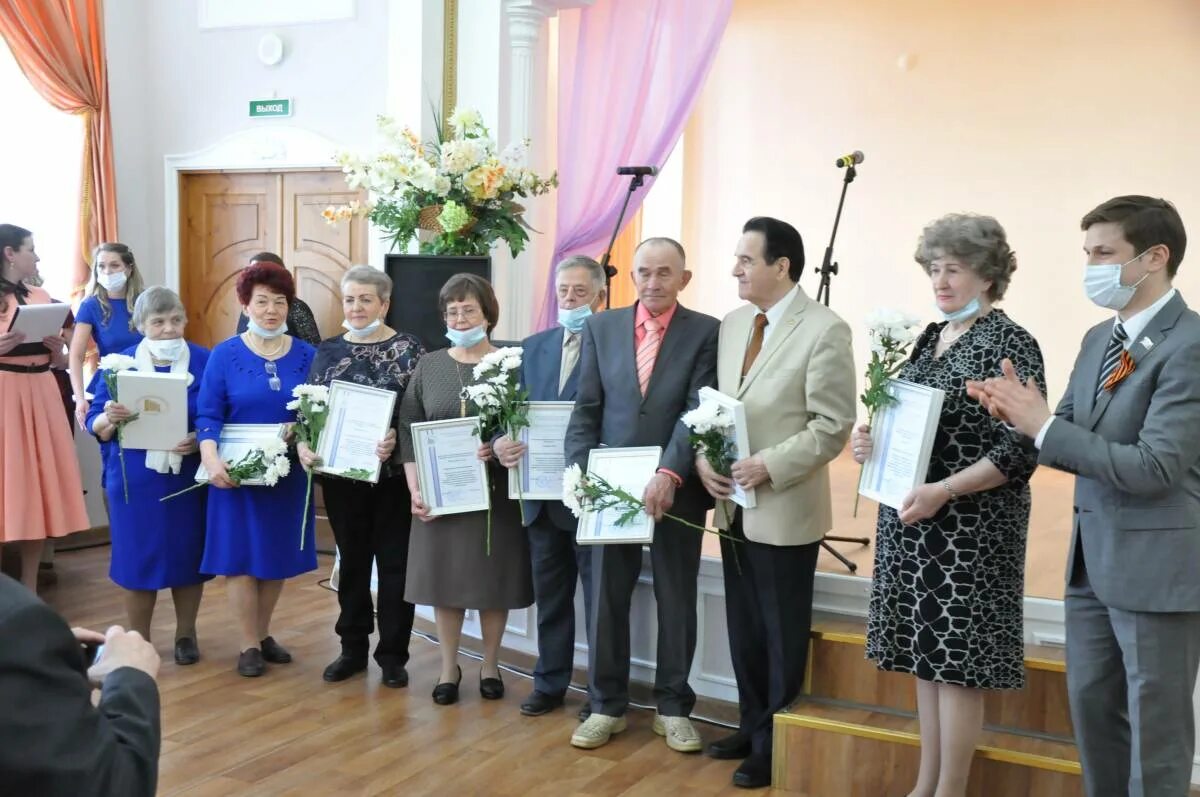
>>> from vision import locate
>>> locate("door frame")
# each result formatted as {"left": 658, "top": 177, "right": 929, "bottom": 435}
{"left": 163, "top": 125, "right": 385, "bottom": 293}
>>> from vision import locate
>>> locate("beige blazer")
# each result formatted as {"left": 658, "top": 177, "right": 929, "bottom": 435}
{"left": 715, "top": 287, "right": 856, "bottom": 546}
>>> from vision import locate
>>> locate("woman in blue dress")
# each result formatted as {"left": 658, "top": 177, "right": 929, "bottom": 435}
{"left": 197, "top": 261, "right": 317, "bottom": 677}
{"left": 69, "top": 243, "right": 144, "bottom": 430}
{"left": 87, "top": 287, "right": 211, "bottom": 665}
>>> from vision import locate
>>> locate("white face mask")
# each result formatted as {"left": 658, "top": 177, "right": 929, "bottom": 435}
{"left": 98, "top": 271, "right": 127, "bottom": 293}
{"left": 1084, "top": 249, "right": 1150, "bottom": 311}
{"left": 342, "top": 318, "right": 382, "bottom": 339}
{"left": 247, "top": 319, "right": 288, "bottom": 339}
{"left": 146, "top": 337, "right": 186, "bottom": 361}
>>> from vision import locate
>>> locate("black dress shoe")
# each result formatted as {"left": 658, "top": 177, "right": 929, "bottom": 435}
{"left": 323, "top": 655, "right": 367, "bottom": 682}
{"left": 480, "top": 669, "right": 505, "bottom": 700}
{"left": 381, "top": 664, "right": 409, "bottom": 688}
{"left": 259, "top": 636, "right": 292, "bottom": 664}
{"left": 433, "top": 665, "right": 462, "bottom": 705}
{"left": 520, "top": 690, "right": 565, "bottom": 716}
{"left": 707, "top": 730, "right": 752, "bottom": 760}
{"left": 174, "top": 637, "right": 200, "bottom": 665}
{"left": 237, "top": 648, "right": 265, "bottom": 677}
{"left": 732, "top": 753, "right": 771, "bottom": 789}
{"left": 578, "top": 703, "right": 592, "bottom": 722}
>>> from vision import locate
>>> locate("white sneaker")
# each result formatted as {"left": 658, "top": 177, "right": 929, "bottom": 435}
{"left": 570, "top": 713, "right": 627, "bottom": 749}
{"left": 653, "top": 714, "right": 703, "bottom": 753}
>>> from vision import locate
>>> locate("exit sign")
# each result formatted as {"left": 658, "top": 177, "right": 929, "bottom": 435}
{"left": 249, "top": 98, "right": 292, "bottom": 118}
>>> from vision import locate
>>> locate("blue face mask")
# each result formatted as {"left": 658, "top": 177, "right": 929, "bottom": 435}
{"left": 342, "top": 318, "right": 382, "bottom": 339}
{"left": 937, "top": 296, "right": 981, "bottom": 324}
{"left": 445, "top": 323, "right": 487, "bottom": 348}
{"left": 247, "top": 319, "right": 288, "bottom": 339}
{"left": 557, "top": 304, "right": 593, "bottom": 334}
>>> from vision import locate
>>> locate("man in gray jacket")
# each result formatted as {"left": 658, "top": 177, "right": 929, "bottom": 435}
{"left": 565, "top": 237, "right": 719, "bottom": 753}
{"left": 969, "top": 196, "right": 1200, "bottom": 797}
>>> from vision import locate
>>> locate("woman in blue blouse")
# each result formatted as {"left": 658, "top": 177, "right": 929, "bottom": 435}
{"left": 299, "top": 265, "right": 424, "bottom": 688}
{"left": 197, "top": 261, "right": 317, "bottom": 677}
{"left": 69, "top": 243, "right": 144, "bottom": 430}
{"left": 87, "top": 287, "right": 210, "bottom": 665}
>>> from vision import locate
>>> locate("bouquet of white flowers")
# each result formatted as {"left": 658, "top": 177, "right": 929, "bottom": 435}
{"left": 462, "top": 347, "right": 529, "bottom": 553}
{"left": 680, "top": 399, "right": 737, "bottom": 524}
{"left": 98, "top": 353, "right": 140, "bottom": 503}
{"left": 288, "top": 384, "right": 330, "bottom": 550}
{"left": 159, "top": 437, "right": 291, "bottom": 502}
{"left": 855, "top": 308, "right": 923, "bottom": 515}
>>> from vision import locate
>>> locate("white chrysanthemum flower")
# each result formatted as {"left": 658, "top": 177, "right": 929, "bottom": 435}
{"left": 262, "top": 465, "right": 280, "bottom": 487}
{"left": 488, "top": 374, "right": 508, "bottom": 386}
{"left": 293, "top": 384, "right": 330, "bottom": 401}
{"left": 259, "top": 438, "right": 288, "bottom": 460}
{"left": 501, "top": 355, "right": 521, "bottom": 372}
{"left": 98, "top": 354, "right": 138, "bottom": 372}
{"left": 273, "top": 456, "right": 291, "bottom": 478}
{"left": 440, "top": 139, "right": 487, "bottom": 174}
{"left": 562, "top": 464, "right": 585, "bottom": 518}
{"left": 286, "top": 399, "right": 301, "bottom": 411}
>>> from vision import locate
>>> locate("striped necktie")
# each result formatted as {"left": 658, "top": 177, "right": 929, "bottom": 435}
{"left": 1096, "top": 323, "right": 1128, "bottom": 402}
{"left": 636, "top": 317, "right": 662, "bottom": 397}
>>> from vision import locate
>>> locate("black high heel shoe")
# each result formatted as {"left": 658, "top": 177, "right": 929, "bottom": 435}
{"left": 432, "top": 665, "right": 462, "bottom": 705}
{"left": 480, "top": 668, "right": 505, "bottom": 700}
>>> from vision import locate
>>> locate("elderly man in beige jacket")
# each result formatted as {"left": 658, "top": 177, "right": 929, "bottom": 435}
{"left": 696, "top": 216, "right": 856, "bottom": 790}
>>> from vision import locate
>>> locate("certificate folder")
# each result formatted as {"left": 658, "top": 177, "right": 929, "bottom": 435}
{"left": 858, "top": 379, "right": 945, "bottom": 511}
{"left": 115, "top": 371, "right": 189, "bottom": 451}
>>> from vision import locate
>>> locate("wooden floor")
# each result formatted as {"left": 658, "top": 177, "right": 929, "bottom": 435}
{"left": 38, "top": 545, "right": 776, "bottom": 797}
{"left": 702, "top": 450, "right": 1076, "bottom": 599}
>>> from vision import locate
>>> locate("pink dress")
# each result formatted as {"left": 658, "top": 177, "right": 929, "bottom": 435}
{"left": 0, "top": 285, "right": 89, "bottom": 541}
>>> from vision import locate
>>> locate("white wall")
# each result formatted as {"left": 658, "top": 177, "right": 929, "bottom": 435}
{"left": 106, "top": 0, "right": 391, "bottom": 285}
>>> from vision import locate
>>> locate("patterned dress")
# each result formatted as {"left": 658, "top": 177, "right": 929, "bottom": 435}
{"left": 866, "top": 310, "right": 1045, "bottom": 689}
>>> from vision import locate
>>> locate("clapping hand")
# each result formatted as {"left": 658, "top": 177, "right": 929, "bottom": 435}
{"left": 965, "top": 358, "right": 1047, "bottom": 437}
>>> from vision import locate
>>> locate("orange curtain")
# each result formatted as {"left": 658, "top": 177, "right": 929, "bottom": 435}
{"left": 0, "top": 0, "right": 117, "bottom": 294}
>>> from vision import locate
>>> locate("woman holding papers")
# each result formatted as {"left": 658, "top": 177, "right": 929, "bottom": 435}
{"left": 0, "top": 224, "right": 89, "bottom": 592}
{"left": 87, "top": 287, "right": 211, "bottom": 664}
{"left": 300, "top": 265, "right": 425, "bottom": 688}
{"left": 398, "top": 273, "right": 533, "bottom": 705}
{"left": 197, "top": 261, "right": 317, "bottom": 677}
{"left": 69, "top": 243, "right": 145, "bottom": 430}
{"left": 850, "top": 214, "right": 1045, "bottom": 797}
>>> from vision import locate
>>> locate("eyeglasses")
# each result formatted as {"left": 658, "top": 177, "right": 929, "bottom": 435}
{"left": 264, "top": 361, "right": 281, "bottom": 391}
{"left": 444, "top": 307, "right": 482, "bottom": 321}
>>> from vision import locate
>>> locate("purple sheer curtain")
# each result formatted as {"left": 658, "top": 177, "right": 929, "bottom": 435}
{"left": 535, "top": 0, "right": 733, "bottom": 330}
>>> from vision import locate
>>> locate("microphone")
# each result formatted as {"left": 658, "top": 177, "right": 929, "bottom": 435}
{"left": 616, "top": 165, "right": 659, "bottom": 176}
{"left": 834, "top": 150, "right": 864, "bottom": 168}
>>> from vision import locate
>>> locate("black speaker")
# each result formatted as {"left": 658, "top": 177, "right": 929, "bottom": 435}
{"left": 384, "top": 254, "right": 491, "bottom": 353}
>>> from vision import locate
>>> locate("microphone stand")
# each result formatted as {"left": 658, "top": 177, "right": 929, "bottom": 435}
{"left": 814, "top": 162, "right": 870, "bottom": 573}
{"left": 598, "top": 172, "right": 646, "bottom": 309}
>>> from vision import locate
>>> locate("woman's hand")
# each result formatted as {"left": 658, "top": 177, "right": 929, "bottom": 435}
{"left": 411, "top": 488, "right": 435, "bottom": 522}
{"left": 171, "top": 433, "right": 198, "bottom": 456}
{"left": 42, "top": 334, "right": 68, "bottom": 368}
{"left": 695, "top": 455, "right": 734, "bottom": 500}
{"left": 492, "top": 435, "right": 527, "bottom": 469}
{"left": 850, "top": 423, "right": 873, "bottom": 465}
{"left": 74, "top": 397, "right": 90, "bottom": 431}
{"left": 297, "top": 441, "right": 321, "bottom": 472}
{"left": 201, "top": 449, "right": 237, "bottom": 489}
{"left": 0, "top": 330, "right": 25, "bottom": 357}
{"left": 281, "top": 422, "right": 296, "bottom": 444}
{"left": 104, "top": 401, "right": 134, "bottom": 424}
{"left": 477, "top": 443, "right": 494, "bottom": 463}
{"left": 376, "top": 428, "right": 396, "bottom": 462}
{"left": 897, "top": 483, "right": 950, "bottom": 525}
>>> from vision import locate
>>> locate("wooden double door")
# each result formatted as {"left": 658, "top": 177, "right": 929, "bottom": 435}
{"left": 181, "top": 169, "right": 368, "bottom": 348}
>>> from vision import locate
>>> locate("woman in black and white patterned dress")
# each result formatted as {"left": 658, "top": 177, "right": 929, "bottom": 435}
{"left": 852, "top": 214, "right": 1046, "bottom": 797}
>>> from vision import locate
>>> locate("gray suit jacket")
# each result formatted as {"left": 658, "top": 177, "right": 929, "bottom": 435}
{"left": 1040, "top": 292, "right": 1200, "bottom": 612}
{"left": 565, "top": 302, "right": 720, "bottom": 523}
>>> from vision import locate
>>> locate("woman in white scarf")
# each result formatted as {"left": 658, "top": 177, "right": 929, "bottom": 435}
{"left": 87, "top": 287, "right": 212, "bottom": 666}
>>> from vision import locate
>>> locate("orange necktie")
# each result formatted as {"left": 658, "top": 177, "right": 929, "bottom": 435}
{"left": 636, "top": 317, "right": 662, "bottom": 396}
{"left": 741, "top": 313, "right": 769, "bottom": 378}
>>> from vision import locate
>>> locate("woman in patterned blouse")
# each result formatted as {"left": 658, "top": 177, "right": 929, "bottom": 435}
{"left": 298, "top": 265, "right": 425, "bottom": 689}
{"left": 851, "top": 214, "right": 1046, "bottom": 797}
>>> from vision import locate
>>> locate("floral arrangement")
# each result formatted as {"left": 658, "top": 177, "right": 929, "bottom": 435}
{"left": 98, "top": 354, "right": 140, "bottom": 503}
{"left": 681, "top": 399, "right": 737, "bottom": 525}
{"left": 461, "top": 346, "right": 529, "bottom": 552}
{"left": 326, "top": 108, "right": 557, "bottom": 257}
{"left": 288, "top": 384, "right": 331, "bottom": 550}
{"left": 160, "top": 438, "right": 290, "bottom": 502}
{"left": 855, "top": 308, "right": 922, "bottom": 515}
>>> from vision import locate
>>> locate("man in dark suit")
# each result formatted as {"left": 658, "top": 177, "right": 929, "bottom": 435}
{"left": 0, "top": 573, "right": 162, "bottom": 796}
{"left": 495, "top": 255, "right": 608, "bottom": 718}
{"left": 564, "top": 237, "right": 719, "bottom": 753}
{"left": 969, "top": 196, "right": 1200, "bottom": 796}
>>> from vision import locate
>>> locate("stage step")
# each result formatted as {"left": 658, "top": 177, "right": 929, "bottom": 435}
{"left": 772, "top": 699, "right": 1081, "bottom": 797}
{"left": 807, "top": 613, "right": 1072, "bottom": 738}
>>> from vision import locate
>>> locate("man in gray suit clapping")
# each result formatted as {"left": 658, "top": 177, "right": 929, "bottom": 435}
{"left": 969, "top": 196, "right": 1200, "bottom": 797}
{"left": 565, "top": 237, "right": 719, "bottom": 753}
